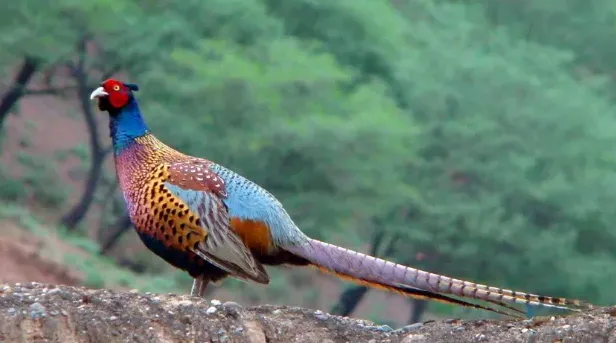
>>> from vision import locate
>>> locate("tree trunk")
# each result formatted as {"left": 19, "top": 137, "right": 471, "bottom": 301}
{"left": 0, "top": 56, "right": 39, "bottom": 130}
{"left": 100, "top": 214, "right": 133, "bottom": 255}
{"left": 329, "top": 231, "right": 397, "bottom": 316}
{"left": 60, "top": 38, "right": 107, "bottom": 230}
{"left": 409, "top": 299, "right": 428, "bottom": 324}
{"left": 330, "top": 285, "right": 369, "bottom": 316}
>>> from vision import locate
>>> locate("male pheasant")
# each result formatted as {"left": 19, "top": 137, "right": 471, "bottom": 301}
{"left": 90, "top": 79, "right": 592, "bottom": 318}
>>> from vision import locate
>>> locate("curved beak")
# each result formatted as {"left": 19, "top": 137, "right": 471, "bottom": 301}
{"left": 89, "top": 87, "right": 108, "bottom": 100}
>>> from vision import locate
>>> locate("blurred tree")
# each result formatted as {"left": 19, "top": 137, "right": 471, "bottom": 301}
{"left": 258, "top": 0, "right": 616, "bottom": 310}
{"left": 454, "top": 0, "right": 616, "bottom": 88}
{"left": 0, "top": 57, "right": 40, "bottom": 130}
{"left": 391, "top": 1, "right": 616, "bottom": 308}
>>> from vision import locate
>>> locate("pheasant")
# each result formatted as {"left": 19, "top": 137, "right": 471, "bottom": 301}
{"left": 90, "top": 78, "right": 592, "bottom": 318}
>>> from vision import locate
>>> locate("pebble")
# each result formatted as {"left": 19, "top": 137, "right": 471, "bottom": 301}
{"left": 315, "top": 314, "right": 329, "bottom": 321}
{"left": 374, "top": 325, "right": 393, "bottom": 332}
{"left": 210, "top": 299, "right": 221, "bottom": 306}
{"left": 272, "top": 309, "right": 282, "bottom": 315}
{"left": 400, "top": 323, "right": 423, "bottom": 332}
{"left": 110, "top": 316, "right": 117, "bottom": 321}
{"left": 29, "top": 302, "right": 46, "bottom": 319}
{"left": 222, "top": 302, "right": 242, "bottom": 318}
{"left": 7, "top": 308, "right": 16, "bottom": 315}
{"left": 206, "top": 306, "right": 217, "bottom": 315}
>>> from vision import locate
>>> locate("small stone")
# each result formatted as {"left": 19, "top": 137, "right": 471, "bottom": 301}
{"left": 314, "top": 310, "right": 323, "bottom": 315}
{"left": 7, "top": 308, "right": 15, "bottom": 315}
{"left": 206, "top": 306, "right": 217, "bottom": 315}
{"left": 315, "top": 314, "right": 329, "bottom": 321}
{"left": 272, "top": 309, "right": 282, "bottom": 315}
{"left": 61, "top": 310, "right": 68, "bottom": 316}
{"left": 222, "top": 302, "right": 242, "bottom": 318}
{"left": 210, "top": 299, "right": 222, "bottom": 306}
{"left": 129, "top": 289, "right": 139, "bottom": 294}
{"left": 152, "top": 297, "right": 161, "bottom": 303}
{"left": 29, "top": 302, "right": 46, "bottom": 319}
{"left": 110, "top": 316, "right": 117, "bottom": 321}
{"left": 375, "top": 325, "right": 393, "bottom": 332}
{"left": 561, "top": 325, "right": 571, "bottom": 330}
{"left": 50, "top": 311, "right": 59, "bottom": 316}
{"left": 521, "top": 328, "right": 529, "bottom": 333}
{"left": 453, "top": 325, "right": 465, "bottom": 332}
{"left": 397, "top": 323, "right": 423, "bottom": 333}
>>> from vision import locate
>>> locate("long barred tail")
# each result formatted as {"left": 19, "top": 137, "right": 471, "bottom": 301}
{"left": 286, "top": 238, "right": 592, "bottom": 316}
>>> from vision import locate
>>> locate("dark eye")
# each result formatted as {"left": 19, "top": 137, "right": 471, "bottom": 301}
{"left": 113, "top": 85, "right": 120, "bottom": 91}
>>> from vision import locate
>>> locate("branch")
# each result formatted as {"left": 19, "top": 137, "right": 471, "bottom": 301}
{"left": 0, "top": 56, "right": 40, "bottom": 127}
{"left": 23, "top": 86, "right": 78, "bottom": 96}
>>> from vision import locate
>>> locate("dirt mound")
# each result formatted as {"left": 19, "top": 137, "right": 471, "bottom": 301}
{"left": 0, "top": 283, "right": 613, "bottom": 343}
{"left": 0, "top": 236, "right": 79, "bottom": 287}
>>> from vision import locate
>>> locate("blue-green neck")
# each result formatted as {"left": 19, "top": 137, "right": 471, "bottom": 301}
{"left": 109, "top": 99, "right": 150, "bottom": 154}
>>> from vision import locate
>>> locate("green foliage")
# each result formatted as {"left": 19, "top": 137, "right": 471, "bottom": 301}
{"left": 0, "top": 165, "right": 24, "bottom": 202}
{"left": 16, "top": 152, "right": 69, "bottom": 208}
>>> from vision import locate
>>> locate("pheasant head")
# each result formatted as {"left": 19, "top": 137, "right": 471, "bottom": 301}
{"left": 90, "top": 79, "right": 148, "bottom": 153}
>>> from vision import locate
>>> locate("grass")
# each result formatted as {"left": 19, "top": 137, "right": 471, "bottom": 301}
{"left": 0, "top": 204, "right": 190, "bottom": 294}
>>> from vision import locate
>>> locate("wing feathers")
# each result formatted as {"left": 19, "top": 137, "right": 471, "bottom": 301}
{"left": 164, "top": 160, "right": 269, "bottom": 284}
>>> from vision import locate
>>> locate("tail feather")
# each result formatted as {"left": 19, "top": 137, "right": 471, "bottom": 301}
{"left": 286, "top": 238, "right": 592, "bottom": 315}
{"left": 314, "top": 266, "right": 525, "bottom": 318}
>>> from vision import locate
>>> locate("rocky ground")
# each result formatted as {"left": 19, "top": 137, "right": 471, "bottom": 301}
{"left": 0, "top": 283, "right": 614, "bottom": 343}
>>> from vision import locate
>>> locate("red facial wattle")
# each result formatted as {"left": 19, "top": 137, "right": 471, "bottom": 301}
{"left": 108, "top": 91, "right": 129, "bottom": 108}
